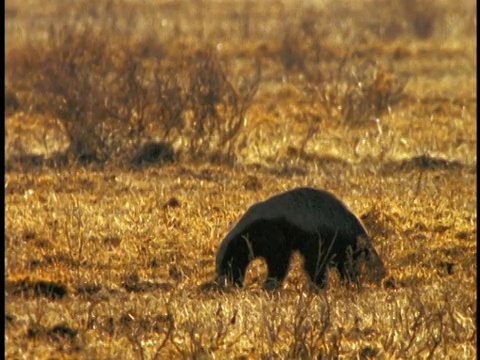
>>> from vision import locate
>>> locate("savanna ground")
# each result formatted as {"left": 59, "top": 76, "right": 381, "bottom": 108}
{"left": 5, "top": 0, "right": 477, "bottom": 358}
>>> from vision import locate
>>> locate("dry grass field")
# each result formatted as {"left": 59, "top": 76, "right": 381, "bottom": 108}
{"left": 5, "top": 0, "right": 477, "bottom": 358}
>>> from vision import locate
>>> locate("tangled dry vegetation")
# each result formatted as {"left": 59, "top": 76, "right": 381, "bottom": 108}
{"left": 5, "top": 0, "right": 476, "bottom": 358}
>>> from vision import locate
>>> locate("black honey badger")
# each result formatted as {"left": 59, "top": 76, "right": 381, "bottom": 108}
{"left": 216, "top": 187, "right": 386, "bottom": 289}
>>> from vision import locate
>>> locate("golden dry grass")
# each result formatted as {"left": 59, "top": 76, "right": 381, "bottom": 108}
{"left": 5, "top": 0, "right": 476, "bottom": 358}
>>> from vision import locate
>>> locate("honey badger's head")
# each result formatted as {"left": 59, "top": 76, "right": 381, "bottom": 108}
{"left": 348, "top": 235, "right": 386, "bottom": 284}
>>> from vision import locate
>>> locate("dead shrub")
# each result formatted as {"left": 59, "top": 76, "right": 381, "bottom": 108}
{"left": 7, "top": 26, "right": 260, "bottom": 166}
{"left": 109, "top": 48, "right": 186, "bottom": 144}
{"left": 7, "top": 25, "right": 117, "bottom": 164}
{"left": 7, "top": 26, "right": 185, "bottom": 167}
{"left": 402, "top": 0, "right": 440, "bottom": 40}
{"left": 295, "top": 55, "right": 406, "bottom": 151}
{"left": 277, "top": 7, "right": 337, "bottom": 75}
{"left": 184, "top": 48, "right": 260, "bottom": 162}
{"left": 303, "top": 56, "right": 407, "bottom": 128}
{"left": 151, "top": 68, "right": 187, "bottom": 143}
{"left": 324, "top": 0, "right": 445, "bottom": 42}
{"left": 130, "top": 141, "right": 175, "bottom": 167}
{"left": 110, "top": 45, "right": 260, "bottom": 164}
{"left": 279, "top": 26, "right": 307, "bottom": 73}
{"left": 340, "top": 60, "right": 407, "bottom": 125}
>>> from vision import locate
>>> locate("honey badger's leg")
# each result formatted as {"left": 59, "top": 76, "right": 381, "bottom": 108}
{"left": 248, "top": 222, "right": 291, "bottom": 290}
{"left": 300, "top": 242, "right": 328, "bottom": 289}
{"left": 337, "top": 251, "right": 360, "bottom": 286}
{"left": 303, "top": 256, "right": 328, "bottom": 288}
{"left": 298, "top": 232, "right": 337, "bottom": 289}
{"left": 262, "top": 234, "right": 291, "bottom": 290}
{"left": 218, "top": 241, "right": 250, "bottom": 287}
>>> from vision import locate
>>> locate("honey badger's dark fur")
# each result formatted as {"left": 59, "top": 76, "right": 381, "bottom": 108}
{"left": 216, "top": 187, "right": 386, "bottom": 289}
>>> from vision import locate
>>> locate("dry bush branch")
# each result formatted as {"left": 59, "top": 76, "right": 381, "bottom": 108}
{"left": 285, "top": 293, "right": 331, "bottom": 359}
{"left": 185, "top": 47, "right": 260, "bottom": 162}
{"left": 7, "top": 25, "right": 119, "bottom": 164}
{"left": 340, "top": 59, "right": 407, "bottom": 125}
{"left": 295, "top": 53, "right": 406, "bottom": 154}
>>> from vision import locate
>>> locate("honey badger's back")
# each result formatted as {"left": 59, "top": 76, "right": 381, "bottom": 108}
{"left": 216, "top": 188, "right": 364, "bottom": 265}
